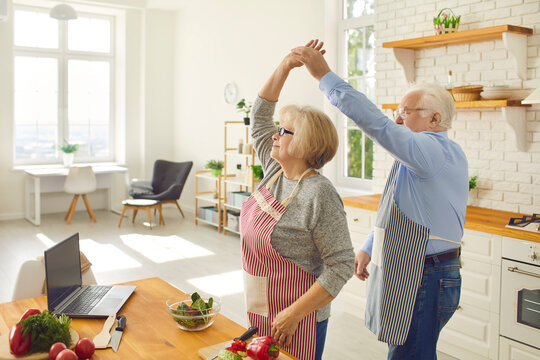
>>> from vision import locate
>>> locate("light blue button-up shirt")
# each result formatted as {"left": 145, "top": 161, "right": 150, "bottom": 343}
{"left": 320, "top": 72, "right": 468, "bottom": 256}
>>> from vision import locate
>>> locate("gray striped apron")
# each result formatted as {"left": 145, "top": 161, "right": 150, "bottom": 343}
{"left": 365, "top": 160, "right": 429, "bottom": 345}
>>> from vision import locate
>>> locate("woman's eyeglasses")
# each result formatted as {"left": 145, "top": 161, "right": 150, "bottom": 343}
{"left": 278, "top": 127, "right": 294, "bottom": 136}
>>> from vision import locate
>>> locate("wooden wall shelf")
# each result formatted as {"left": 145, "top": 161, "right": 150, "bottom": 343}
{"left": 382, "top": 25, "right": 532, "bottom": 50}
{"left": 381, "top": 101, "right": 530, "bottom": 151}
{"left": 381, "top": 100, "right": 530, "bottom": 110}
{"left": 382, "top": 25, "right": 533, "bottom": 83}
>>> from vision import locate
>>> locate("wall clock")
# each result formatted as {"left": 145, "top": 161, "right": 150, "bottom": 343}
{"left": 224, "top": 82, "right": 238, "bottom": 104}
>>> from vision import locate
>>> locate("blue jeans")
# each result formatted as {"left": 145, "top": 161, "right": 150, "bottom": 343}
{"left": 315, "top": 319, "right": 328, "bottom": 360}
{"left": 387, "top": 256, "right": 461, "bottom": 360}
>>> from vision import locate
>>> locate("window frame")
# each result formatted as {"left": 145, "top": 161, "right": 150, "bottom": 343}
{"left": 12, "top": 4, "right": 116, "bottom": 166}
{"left": 335, "top": 3, "right": 376, "bottom": 191}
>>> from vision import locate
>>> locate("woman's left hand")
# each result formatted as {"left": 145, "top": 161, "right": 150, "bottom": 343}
{"left": 271, "top": 307, "right": 302, "bottom": 347}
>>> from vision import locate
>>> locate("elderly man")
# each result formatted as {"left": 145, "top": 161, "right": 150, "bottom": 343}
{"left": 292, "top": 41, "right": 468, "bottom": 359}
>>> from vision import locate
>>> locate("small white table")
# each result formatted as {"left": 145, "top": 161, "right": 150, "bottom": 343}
{"left": 24, "top": 164, "right": 128, "bottom": 226}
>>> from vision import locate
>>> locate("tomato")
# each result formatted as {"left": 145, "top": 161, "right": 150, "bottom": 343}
{"left": 55, "top": 349, "right": 78, "bottom": 360}
{"left": 75, "top": 338, "right": 95, "bottom": 359}
{"left": 49, "top": 342, "right": 67, "bottom": 360}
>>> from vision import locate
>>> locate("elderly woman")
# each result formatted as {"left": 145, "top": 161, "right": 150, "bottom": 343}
{"left": 240, "top": 42, "right": 355, "bottom": 360}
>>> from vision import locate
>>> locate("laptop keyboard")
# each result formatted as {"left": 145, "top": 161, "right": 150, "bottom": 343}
{"left": 62, "top": 286, "right": 113, "bottom": 314}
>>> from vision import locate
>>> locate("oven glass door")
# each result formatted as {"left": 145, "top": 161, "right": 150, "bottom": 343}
{"left": 500, "top": 259, "right": 540, "bottom": 349}
{"left": 517, "top": 288, "right": 540, "bottom": 329}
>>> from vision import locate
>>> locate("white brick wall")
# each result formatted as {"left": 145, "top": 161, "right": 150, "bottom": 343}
{"left": 372, "top": 0, "right": 540, "bottom": 214}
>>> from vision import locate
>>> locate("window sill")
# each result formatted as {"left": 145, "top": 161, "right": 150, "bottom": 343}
{"left": 336, "top": 186, "right": 374, "bottom": 198}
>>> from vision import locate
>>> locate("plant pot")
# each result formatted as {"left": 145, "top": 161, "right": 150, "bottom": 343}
{"left": 210, "top": 168, "right": 222, "bottom": 177}
{"left": 434, "top": 23, "right": 459, "bottom": 35}
{"left": 243, "top": 117, "right": 250, "bottom": 125}
{"left": 62, "top": 153, "right": 74, "bottom": 167}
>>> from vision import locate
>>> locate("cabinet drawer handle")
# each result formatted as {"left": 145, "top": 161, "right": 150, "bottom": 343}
{"left": 353, "top": 218, "right": 359, "bottom": 222}
{"left": 456, "top": 305, "right": 462, "bottom": 311}
{"left": 507, "top": 266, "right": 540, "bottom": 278}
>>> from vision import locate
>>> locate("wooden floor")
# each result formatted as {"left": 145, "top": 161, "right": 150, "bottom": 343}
{"left": 0, "top": 208, "right": 456, "bottom": 359}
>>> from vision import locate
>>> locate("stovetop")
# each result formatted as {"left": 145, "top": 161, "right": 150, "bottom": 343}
{"left": 505, "top": 213, "right": 540, "bottom": 233}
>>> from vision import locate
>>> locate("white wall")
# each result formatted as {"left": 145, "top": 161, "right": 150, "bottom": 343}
{"left": 372, "top": 0, "right": 540, "bottom": 214}
{"left": 173, "top": 0, "right": 327, "bottom": 212}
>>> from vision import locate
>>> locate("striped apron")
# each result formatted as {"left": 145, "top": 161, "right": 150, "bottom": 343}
{"left": 241, "top": 168, "right": 317, "bottom": 360}
{"left": 365, "top": 160, "right": 430, "bottom": 345}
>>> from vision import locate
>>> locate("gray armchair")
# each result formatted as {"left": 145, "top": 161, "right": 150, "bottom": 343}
{"left": 129, "top": 160, "right": 193, "bottom": 217}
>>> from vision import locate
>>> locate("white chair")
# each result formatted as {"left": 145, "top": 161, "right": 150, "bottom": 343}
{"left": 12, "top": 259, "right": 97, "bottom": 301}
{"left": 64, "top": 166, "right": 97, "bottom": 224}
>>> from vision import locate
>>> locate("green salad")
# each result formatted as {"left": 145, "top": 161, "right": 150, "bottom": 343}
{"left": 171, "top": 292, "right": 214, "bottom": 329}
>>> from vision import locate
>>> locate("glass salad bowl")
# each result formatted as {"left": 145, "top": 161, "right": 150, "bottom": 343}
{"left": 166, "top": 292, "right": 221, "bottom": 331}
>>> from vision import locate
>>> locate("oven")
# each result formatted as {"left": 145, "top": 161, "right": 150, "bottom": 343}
{"left": 500, "top": 237, "right": 540, "bottom": 355}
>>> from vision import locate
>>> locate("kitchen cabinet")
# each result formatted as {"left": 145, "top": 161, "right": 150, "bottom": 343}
{"left": 499, "top": 337, "right": 540, "bottom": 360}
{"left": 381, "top": 24, "right": 534, "bottom": 152}
{"left": 438, "top": 230, "right": 502, "bottom": 359}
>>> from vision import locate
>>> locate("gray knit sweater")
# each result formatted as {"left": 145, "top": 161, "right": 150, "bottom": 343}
{"left": 249, "top": 96, "right": 355, "bottom": 321}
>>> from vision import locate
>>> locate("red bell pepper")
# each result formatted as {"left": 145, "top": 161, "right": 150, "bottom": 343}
{"left": 9, "top": 308, "right": 41, "bottom": 356}
{"left": 20, "top": 308, "right": 41, "bottom": 321}
{"left": 226, "top": 338, "right": 247, "bottom": 357}
{"left": 246, "top": 336, "right": 280, "bottom": 360}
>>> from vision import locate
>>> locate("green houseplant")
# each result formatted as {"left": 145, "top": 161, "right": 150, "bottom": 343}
{"left": 57, "top": 140, "right": 80, "bottom": 167}
{"left": 433, "top": 8, "right": 460, "bottom": 35}
{"left": 251, "top": 165, "right": 263, "bottom": 180}
{"left": 206, "top": 160, "right": 224, "bottom": 177}
{"left": 236, "top": 98, "right": 253, "bottom": 125}
{"left": 469, "top": 176, "right": 477, "bottom": 191}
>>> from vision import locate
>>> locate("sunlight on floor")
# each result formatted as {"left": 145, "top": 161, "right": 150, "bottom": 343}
{"left": 79, "top": 238, "right": 142, "bottom": 272}
{"left": 120, "top": 234, "right": 214, "bottom": 263}
{"left": 188, "top": 270, "right": 244, "bottom": 297}
{"left": 36, "top": 233, "right": 55, "bottom": 247}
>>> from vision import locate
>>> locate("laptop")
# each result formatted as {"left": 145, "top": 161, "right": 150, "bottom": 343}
{"left": 44, "top": 233, "right": 136, "bottom": 318}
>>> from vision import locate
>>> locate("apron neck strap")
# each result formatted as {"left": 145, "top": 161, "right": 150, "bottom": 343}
{"left": 281, "top": 168, "right": 314, "bottom": 208}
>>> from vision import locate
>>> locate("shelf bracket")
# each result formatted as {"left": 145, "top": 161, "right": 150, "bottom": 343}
{"left": 502, "top": 107, "right": 528, "bottom": 152}
{"left": 502, "top": 32, "right": 527, "bottom": 80}
{"left": 393, "top": 48, "right": 415, "bottom": 84}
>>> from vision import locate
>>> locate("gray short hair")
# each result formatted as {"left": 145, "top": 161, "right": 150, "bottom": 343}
{"left": 405, "top": 83, "right": 456, "bottom": 129}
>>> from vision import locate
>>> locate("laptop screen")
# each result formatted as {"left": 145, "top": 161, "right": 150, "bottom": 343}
{"left": 45, "top": 233, "right": 82, "bottom": 310}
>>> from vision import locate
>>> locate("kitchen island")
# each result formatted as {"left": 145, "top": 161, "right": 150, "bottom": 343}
{"left": 0, "top": 277, "right": 297, "bottom": 360}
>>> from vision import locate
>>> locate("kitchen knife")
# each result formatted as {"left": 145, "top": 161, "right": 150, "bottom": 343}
{"left": 110, "top": 315, "right": 126, "bottom": 352}
{"left": 205, "top": 326, "right": 258, "bottom": 360}
{"left": 93, "top": 314, "right": 116, "bottom": 349}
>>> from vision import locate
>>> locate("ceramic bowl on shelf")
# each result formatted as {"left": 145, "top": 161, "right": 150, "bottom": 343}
{"left": 480, "top": 90, "right": 513, "bottom": 100}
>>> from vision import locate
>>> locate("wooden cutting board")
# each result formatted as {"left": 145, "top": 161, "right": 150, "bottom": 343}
{"left": 198, "top": 340, "right": 295, "bottom": 359}
{"left": 0, "top": 328, "right": 78, "bottom": 360}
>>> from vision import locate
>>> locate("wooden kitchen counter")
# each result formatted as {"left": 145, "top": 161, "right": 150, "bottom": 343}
{"left": 343, "top": 194, "right": 540, "bottom": 243}
{"left": 0, "top": 277, "right": 296, "bottom": 360}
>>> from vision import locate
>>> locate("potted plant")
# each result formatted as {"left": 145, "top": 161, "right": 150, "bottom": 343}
{"left": 57, "top": 140, "right": 80, "bottom": 167}
{"left": 469, "top": 176, "right": 477, "bottom": 191}
{"left": 251, "top": 165, "right": 263, "bottom": 180}
{"left": 205, "top": 159, "right": 224, "bottom": 177}
{"left": 236, "top": 98, "right": 253, "bottom": 125}
{"left": 433, "top": 8, "right": 460, "bottom": 35}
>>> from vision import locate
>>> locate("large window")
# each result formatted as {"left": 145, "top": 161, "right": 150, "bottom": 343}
{"left": 13, "top": 5, "right": 114, "bottom": 164}
{"left": 338, "top": 0, "right": 375, "bottom": 188}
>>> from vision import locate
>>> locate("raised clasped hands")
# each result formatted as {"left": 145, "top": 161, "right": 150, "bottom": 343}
{"left": 291, "top": 39, "right": 331, "bottom": 81}
{"left": 281, "top": 39, "right": 326, "bottom": 71}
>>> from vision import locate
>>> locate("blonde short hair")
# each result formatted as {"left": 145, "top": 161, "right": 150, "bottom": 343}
{"left": 279, "top": 105, "right": 338, "bottom": 169}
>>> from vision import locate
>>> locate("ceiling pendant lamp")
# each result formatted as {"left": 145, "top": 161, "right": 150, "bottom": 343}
{"left": 50, "top": 3, "right": 77, "bottom": 20}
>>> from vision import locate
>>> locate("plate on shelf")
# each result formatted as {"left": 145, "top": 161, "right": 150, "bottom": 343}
{"left": 480, "top": 90, "right": 513, "bottom": 100}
